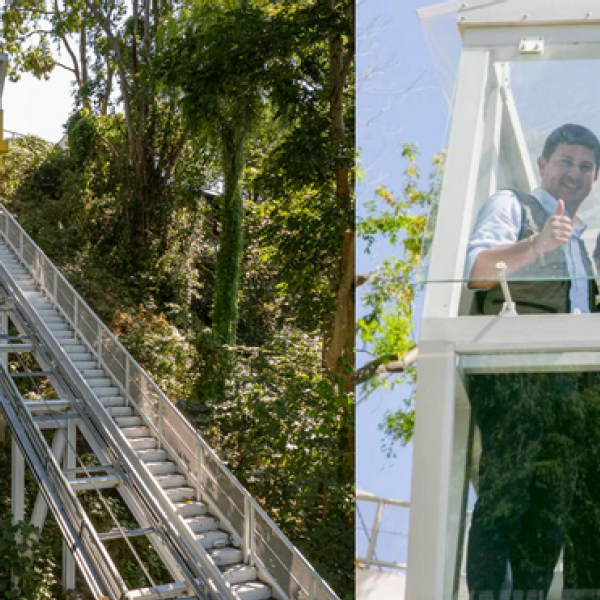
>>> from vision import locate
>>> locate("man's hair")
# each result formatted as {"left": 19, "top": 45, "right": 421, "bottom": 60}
{"left": 542, "top": 124, "right": 600, "bottom": 169}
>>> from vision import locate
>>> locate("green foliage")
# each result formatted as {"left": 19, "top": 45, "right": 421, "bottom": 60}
{"left": 0, "top": 518, "right": 57, "bottom": 600}
{"left": 112, "top": 305, "right": 197, "bottom": 401}
{"left": 66, "top": 110, "right": 100, "bottom": 169}
{"left": 357, "top": 145, "right": 444, "bottom": 445}
{"left": 212, "top": 156, "right": 245, "bottom": 346}
{"left": 0, "top": 436, "right": 60, "bottom": 599}
{"left": 204, "top": 330, "right": 353, "bottom": 597}
{"left": 0, "top": 136, "right": 54, "bottom": 199}
{"left": 163, "top": 2, "right": 284, "bottom": 348}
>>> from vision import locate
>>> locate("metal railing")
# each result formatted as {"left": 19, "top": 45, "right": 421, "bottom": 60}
{"left": 0, "top": 270, "right": 216, "bottom": 600}
{"left": 0, "top": 367, "right": 127, "bottom": 600}
{"left": 356, "top": 491, "right": 410, "bottom": 571}
{"left": 0, "top": 204, "right": 340, "bottom": 600}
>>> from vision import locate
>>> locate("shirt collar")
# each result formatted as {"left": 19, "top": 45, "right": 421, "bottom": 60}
{"left": 532, "top": 187, "right": 587, "bottom": 237}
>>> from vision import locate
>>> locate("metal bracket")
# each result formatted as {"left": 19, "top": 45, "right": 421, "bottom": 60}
{"left": 519, "top": 37, "right": 545, "bottom": 54}
{"left": 496, "top": 262, "right": 518, "bottom": 316}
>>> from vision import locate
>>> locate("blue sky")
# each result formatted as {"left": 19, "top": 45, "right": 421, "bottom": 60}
{"left": 356, "top": 0, "right": 453, "bottom": 562}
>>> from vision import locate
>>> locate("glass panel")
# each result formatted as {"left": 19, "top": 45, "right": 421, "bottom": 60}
{"left": 39, "top": 255, "right": 54, "bottom": 295}
{"left": 451, "top": 355, "right": 600, "bottom": 600}
{"left": 101, "top": 335, "right": 126, "bottom": 389}
{"left": 129, "top": 367, "right": 159, "bottom": 427}
{"left": 421, "top": 56, "right": 600, "bottom": 297}
{"left": 202, "top": 452, "right": 245, "bottom": 537}
{"left": 78, "top": 302, "right": 97, "bottom": 348}
{"left": 57, "top": 278, "right": 75, "bottom": 322}
{"left": 21, "top": 237, "right": 35, "bottom": 269}
{"left": 419, "top": 1, "right": 462, "bottom": 106}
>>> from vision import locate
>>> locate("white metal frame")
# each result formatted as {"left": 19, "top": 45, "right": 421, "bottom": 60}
{"left": 407, "top": 3, "right": 600, "bottom": 599}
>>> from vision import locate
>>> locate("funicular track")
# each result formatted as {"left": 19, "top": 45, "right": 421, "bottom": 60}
{"left": 0, "top": 205, "right": 339, "bottom": 600}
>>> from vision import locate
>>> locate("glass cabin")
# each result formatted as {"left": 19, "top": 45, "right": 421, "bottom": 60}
{"left": 407, "top": 2, "right": 600, "bottom": 599}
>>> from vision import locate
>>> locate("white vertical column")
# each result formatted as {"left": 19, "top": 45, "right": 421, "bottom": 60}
{"left": 31, "top": 429, "right": 66, "bottom": 532}
{"left": 407, "top": 43, "right": 491, "bottom": 600}
{"left": 406, "top": 342, "right": 458, "bottom": 600}
{"left": 62, "top": 420, "right": 76, "bottom": 590}
{"left": 421, "top": 47, "right": 490, "bottom": 318}
{"left": 444, "top": 371, "right": 472, "bottom": 597}
{"left": 0, "top": 310, "right": 7, "bottom": 368}
{"left": 11, "top": 435, "right": 24, "bottom": 524}
{"left": 10, "top": 434, "right": 25, "bottom": 594}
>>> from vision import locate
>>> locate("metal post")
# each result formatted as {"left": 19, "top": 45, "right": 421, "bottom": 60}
{"left": 0, "top": 310, "right": 7, "bottom": 443}
{"left": 63, "top": 420, "right": 76, "bottom": 590}
{"left": 365, "top": 500, "right": 385, "bottom": 567}
{"left": 97, "top": 323, "right": 103, "bottom": 362}
{"left": 249, "top": 500, "right": 255, "bottom": 567}
{"left": 11, "top": 435, "right": 25, "bottom": 593}
{"left": 196, "top": 442, "right": 204, "bottom": 502}
{"left": 11, "top": 435, "right": 25, "bottom": 524}
{"left": 407, "top": 342, "right": 458, "bottom": 600}
{"left": 31, "top": 430, "right": 66, "bottom": 533}
{"left": 125, "top": 356, "right": 130, "bottom": 398}
{"left": 158, "top": 396, "right": 163, "bottom": 449}
{"left": 243, "top": 497, "right": 251, "bottom": 563}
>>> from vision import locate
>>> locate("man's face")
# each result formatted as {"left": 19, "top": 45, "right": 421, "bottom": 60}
{"left": 538, "top": 143, "right": 599, "bottom": 215}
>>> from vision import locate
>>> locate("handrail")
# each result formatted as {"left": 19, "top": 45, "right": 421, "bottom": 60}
{"left": 0, "top": 367, "right": 127, "bottom": 600}
{"left": 0, "top": 204, "right": 340, "bottom": 600}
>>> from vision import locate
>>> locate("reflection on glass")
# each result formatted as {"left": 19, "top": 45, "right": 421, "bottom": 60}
{"left": 459, "top": 370, "right": 600, "bottom": 600}
{"left": 468, "top": 123, "right": 600, "bottom": 315}
{"left": 421, "top": 59, "right": 600, "bottom": 299}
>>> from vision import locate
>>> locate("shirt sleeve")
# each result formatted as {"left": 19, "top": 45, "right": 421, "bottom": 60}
{"left": 464, "top": 189, "right": 523, "bottom": 279}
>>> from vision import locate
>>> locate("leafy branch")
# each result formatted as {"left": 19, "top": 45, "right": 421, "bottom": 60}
{"left": 357, "top": 144, "right": 444, "bottom": 444}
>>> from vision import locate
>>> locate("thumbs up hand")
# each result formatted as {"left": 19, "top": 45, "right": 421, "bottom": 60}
{"left": 533, "top": 198, "right": 573, "bottom": 258}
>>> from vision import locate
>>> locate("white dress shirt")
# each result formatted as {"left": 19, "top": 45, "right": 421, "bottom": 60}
{"left": 466, "top": 188, "right": 590, "bottom": 313}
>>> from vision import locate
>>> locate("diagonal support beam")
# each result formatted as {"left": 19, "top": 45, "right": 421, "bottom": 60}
{"left": 30, "top": 429, "right": 66, "bottom": 533}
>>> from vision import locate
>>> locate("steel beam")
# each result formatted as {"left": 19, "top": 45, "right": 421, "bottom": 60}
{"left": 63, "top": 418, "right": 76, "bottom": 591}
{"left": 11, "top": 434, "right": 24, "bottom": 524}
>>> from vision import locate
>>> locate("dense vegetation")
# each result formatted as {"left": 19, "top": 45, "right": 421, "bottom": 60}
{"left": 0, "top": 0, "right": 354, "bottom": 597}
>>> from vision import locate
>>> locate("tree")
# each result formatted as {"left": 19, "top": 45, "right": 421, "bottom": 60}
{"left": 161, "top": 2, "right": 355, "bottom": 590}
{"left": 1, "top": 0, "right": 189, "bottom": 265}
{"left": 163, "top": 3, "right": 275, "bottom": 346}
{"left": 356, "top": 145, "right": 443, "bottom": 445}
{"left": 0, "top": 1, "right": 355, "bottom": 594}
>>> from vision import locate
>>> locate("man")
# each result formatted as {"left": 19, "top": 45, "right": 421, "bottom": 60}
{"left": 465, "top": 124, "right": 600, "bottom": 599}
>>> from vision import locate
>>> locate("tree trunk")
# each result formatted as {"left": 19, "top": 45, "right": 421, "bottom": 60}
{"left": 212, "top": 126, "right": 246, "bottom": 345}
{"left": 322, "top": 0, "right": 355, "bottom": 523}
{"left": 323, "top": 0, "right": 355, "bottom": 394}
